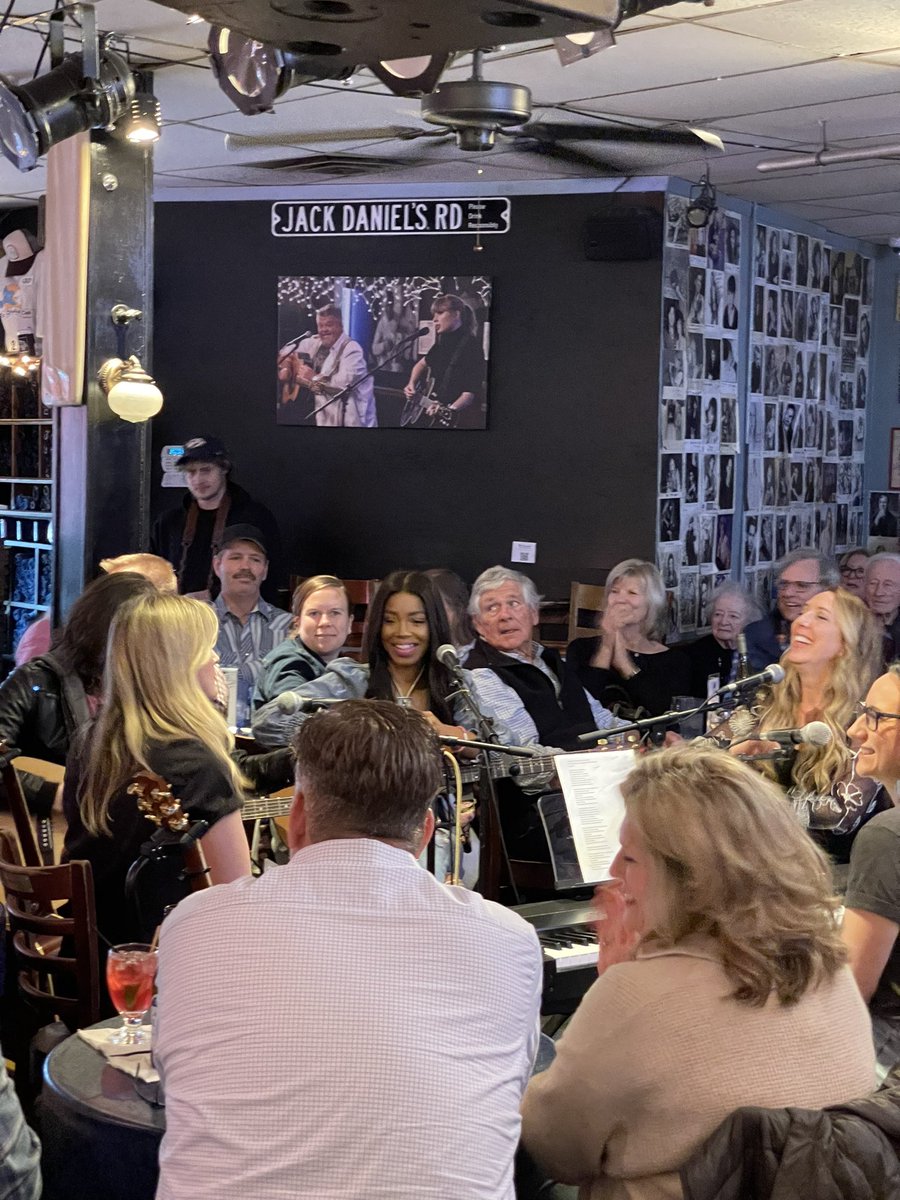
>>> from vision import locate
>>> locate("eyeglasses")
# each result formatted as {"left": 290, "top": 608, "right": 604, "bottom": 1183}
{"left": 776, "top": 579, "right": 821, "bottom": 593}
{"left": 853, "top": 703, "right": 900, "bottom": 732}
{"left": 840, "top": 567, "right": 865, "bottom": 579}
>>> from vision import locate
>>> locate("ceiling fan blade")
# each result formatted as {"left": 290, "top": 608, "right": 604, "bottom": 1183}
{"left": 224, "top": 126, "right": 442, "bottom": 150}
{"left": 519, "top": 122, "right": 724, "bottom": 152}
{"left": 508, "top": 138, "right": 619, "bottom": 172}
{"left": 242, "top": 153, "right": 431, "bottom": 169}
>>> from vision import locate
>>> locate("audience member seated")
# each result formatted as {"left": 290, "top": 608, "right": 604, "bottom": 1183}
{"left": 63, "top": 593, "right": 261, "bottom": 948}
{"left": 521, "top": 743, "right": 876, "bottom": 1200}
{"left": 564, "top": 559, "right": 691, "bottom": 717}
{"left": 864, "top": 553, "right": 900, "bottom": 664}
{"left": 150, "top": 436, "right": 282, "bottom": 599}
{"left": 13, "top": 551, "right": 177, "bottom": 667}
{"left": 425, "top": 567, "right": 476, "bottom": 654}
{"left": 843, "top": 665, "right": 900, "bottom": 1072}
{"left": 464, "top": 565, "right": 620, "bottom": 744}
{"left": 684, "top": 582, "right": 762, "bottom": 698}
{"left": 839, "top": 546, "right": 870, "bottom": 599}
{"left": 154, "top": 702, "right": 542, "bottom": 1200}
{"left": 0, "top": 572, "right": 158, "bottom": 818}
{"left": 0, "top": 1058, "right": 40, "bottom": 1199}
{"left": 209, "top": 525, "right": 291, "bottom": 726}
{"left": 743, "top": 548, "right": 838, "bottom": 670}
{"left": 253, "top": 575, "right": 351, "bottom": 711}
{"left": 716, "top": 588, "right": 885, "bottom": 873}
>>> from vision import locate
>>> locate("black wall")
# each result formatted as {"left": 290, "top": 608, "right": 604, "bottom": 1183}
{"left": 152, "top": 192, "right": 663, "bottom": 597}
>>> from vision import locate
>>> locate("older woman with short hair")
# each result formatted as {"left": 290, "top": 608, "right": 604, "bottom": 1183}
{"left": 684, "top": 582, "right": 762, "bottom": 697}
{"left": 521, "top": 743, "right": 876, "bottom": 1200}
{"left": 565, "top": 559, "right": 691, "bottom": 717}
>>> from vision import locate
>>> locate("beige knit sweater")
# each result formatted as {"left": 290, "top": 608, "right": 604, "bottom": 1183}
{"left": 521, "top": 939, "right": 876, "bottom": 1200}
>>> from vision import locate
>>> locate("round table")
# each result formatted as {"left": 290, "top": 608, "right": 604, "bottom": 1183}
{"left": 40, "top": 1019, "right": 163, "bottom": 1200}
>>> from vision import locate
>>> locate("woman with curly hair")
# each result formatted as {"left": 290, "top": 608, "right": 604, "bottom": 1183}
{"left": 521, "top": 743, "right": 876, "bottom": 1199}
{"left": 718, "top": 587, "right": 887, "bottom": 869}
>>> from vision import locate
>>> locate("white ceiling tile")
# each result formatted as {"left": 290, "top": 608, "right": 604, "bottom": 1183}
{"left": 701, "top": 0, "right": 900, "bottom": 55}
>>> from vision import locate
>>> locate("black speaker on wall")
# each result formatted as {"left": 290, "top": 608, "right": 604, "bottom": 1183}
{"left": 584, "top": 207, "right": 663, "bottom": 261}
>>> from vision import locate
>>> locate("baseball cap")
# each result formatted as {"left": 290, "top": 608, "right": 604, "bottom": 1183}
{"left": 176, "top": 436, "right": 229, "bottom": 467}
{"left": 218, "top": 524, "right": 268, "bottom": 557}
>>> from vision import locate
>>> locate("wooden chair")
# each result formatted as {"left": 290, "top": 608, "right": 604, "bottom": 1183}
{"left": 0, "top": 747, "right": 53, "bottom": 866}
{"left": 0, "top": 831, "right": 100, "bottom": 1034}
{"left": 567, "top": 582, "right": 606, "bottom": 645}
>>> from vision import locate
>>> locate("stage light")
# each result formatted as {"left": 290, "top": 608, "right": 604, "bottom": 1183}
{"left": 208, "top": 25, "right": 353, "bottom": 116}
{"left": 122, "top": 73, "right": 161, "bottom": 144}
{"left": 0, "top": 48, "right": 134, "bottom": 172}
{"left": 369, "top": 54, "right": 449, "bottom": 97}
{"left": 553, "top": 28, "right": 616, "bottom": 65}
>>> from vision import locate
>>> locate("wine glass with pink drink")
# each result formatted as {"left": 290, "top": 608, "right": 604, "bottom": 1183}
{"left": 106, "top": 943, "right": 157, "bottom": 1044}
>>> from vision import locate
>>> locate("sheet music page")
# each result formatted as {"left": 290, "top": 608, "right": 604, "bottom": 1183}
{"left": 553, "top": 749, "right": 637, "bottom": 883}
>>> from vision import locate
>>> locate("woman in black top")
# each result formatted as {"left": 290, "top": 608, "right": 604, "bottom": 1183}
{"left": 565, "top": 560, "right": 690, "bottom": 717}
{"left": 684, "top": 583, "right": 761, "bottom": 698}
{"left": 64, "top": 592, "right": 263, "bottom": 946}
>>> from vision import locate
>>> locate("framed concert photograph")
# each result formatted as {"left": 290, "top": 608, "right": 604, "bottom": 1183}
{"left": 276, "top": 274, "right": 492, "bottom": 429}
{"left": 890, "top": 428, "right": 900, "bottom": 491}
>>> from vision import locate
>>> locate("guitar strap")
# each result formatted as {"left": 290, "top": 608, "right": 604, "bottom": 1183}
{"left": 177, "top": 494, "right": 231, "bottom": 590}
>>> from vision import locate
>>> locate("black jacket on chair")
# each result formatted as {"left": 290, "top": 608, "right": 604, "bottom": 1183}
{"left": 680, "top": 1076, "right": 900, "bottom": 1200}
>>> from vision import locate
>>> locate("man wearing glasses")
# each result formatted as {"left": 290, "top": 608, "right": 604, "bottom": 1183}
{"left": 743, "top": 549, "right": 839, "bottom": 671}
{"left": 864, "top": 553, "right": 900, "bottom": 664}
{"left": 843, "top": 669, "right": 900, "bottom": 1071}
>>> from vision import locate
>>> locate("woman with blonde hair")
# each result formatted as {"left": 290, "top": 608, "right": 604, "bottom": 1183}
{"left": 254, "top": 574, "right": 351, "bottom": 708}
{"left": 522, "top": 743, "right": 876, "bottom": 1199}
{"left": 565, "top": 559, "right": 691, "bottom": 717}
{"left": 63, "top": 592, "right": 257, "bottom": 946}
{"left": 719, "top": 587, "right": 887, "bottom": 868}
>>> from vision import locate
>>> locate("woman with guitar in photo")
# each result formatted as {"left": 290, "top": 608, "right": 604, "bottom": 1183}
{"left": 401, "top": 294, "right": 486, "bottom": 429}
{"left": 63, "top": 592, "right": 291, "bottom": 948}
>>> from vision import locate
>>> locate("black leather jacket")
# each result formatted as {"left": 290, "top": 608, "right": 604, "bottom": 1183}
{"left": 681, "top": 1076, "right": 900, "bottom": 1200}
{"left": 0, "top": 653, "right": 90, "bottom": 817}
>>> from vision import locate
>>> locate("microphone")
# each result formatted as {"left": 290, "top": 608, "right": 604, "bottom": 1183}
{"left": 436, "top": 643, "right": 462, "bottom": 671}
{"left": 758, "top": 721, "right": 832, "bottom": 749}
{"left": 717, "top": 663, "right": 785, "bottom": 697}
{"left": 275, "top": 692, "right": 345, "bottom": 715}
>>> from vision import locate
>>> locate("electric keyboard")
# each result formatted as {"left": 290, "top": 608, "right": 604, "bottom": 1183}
{"left": 513, "top": 898, "right": 599, "bottom": 1015}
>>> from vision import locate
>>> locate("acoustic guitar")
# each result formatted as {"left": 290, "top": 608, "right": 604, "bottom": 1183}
{"left": 399, "top": 365, "right": 458, "bottom": 429}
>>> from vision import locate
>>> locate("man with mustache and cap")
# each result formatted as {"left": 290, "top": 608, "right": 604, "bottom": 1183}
{"left": 210, "top": 525, "right": 291, "bottom": 726}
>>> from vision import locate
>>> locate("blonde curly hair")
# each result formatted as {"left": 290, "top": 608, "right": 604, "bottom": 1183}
{"left": 622, "top": 741, "right": 846, "bottom": 1007}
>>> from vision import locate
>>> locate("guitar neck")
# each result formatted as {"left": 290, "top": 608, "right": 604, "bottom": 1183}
{"left": 240, "top": 752, "right": 558, "bottom": 823}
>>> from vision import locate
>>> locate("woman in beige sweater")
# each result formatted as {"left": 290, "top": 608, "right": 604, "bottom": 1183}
{"left": 521, "top": 743, "right": 876, "bottom": 1200}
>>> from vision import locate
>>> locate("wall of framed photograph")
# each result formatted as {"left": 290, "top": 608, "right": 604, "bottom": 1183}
{"left": 743, "top": 227, "right": 870, "bottom": 614}
{"left": 658, "top": 195, "right": 743, "bottom": 636}
{"left": 658, "top": 190, "right": 872, "bottom": 638}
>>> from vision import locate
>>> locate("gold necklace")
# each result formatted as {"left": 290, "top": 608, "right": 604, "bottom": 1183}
{"left": 390, "top": 666, "right": 425, "bottom": 708}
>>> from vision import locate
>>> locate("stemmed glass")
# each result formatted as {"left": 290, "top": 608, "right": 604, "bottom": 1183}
{"left": 106, "top": 943, "right": 158, "bottom": 1045}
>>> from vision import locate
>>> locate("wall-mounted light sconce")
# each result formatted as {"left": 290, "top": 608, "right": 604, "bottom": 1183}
{"left": 686, "top": 172, "right": 717, "bottom": 229}
{"left": 98, "top": 304, "right": 162, "bottom": 423}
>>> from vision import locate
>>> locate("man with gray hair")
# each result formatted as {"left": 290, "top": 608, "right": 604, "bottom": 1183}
{"left": 865, "top": 553, "right": 900, "bottom": 664}
{"left": 154, "top": 701, "right": 541, "bottom": 1199}
{"left": 463, "top": 566, "right": 619, "bottom": 861}
{"left": 743, "top": 548, "right": 839, "bottom": 670}
{"left": 278, "top": 301, "right": 376, "bottom": 427}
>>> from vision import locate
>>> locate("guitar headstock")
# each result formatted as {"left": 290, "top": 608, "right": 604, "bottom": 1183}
{"left": 127, "top": 774, "right": 190, "bottom": 833}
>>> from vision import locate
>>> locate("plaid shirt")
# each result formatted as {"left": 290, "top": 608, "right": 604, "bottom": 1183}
{"left": 211, "top": 595, "right": 292, "bottom": 719}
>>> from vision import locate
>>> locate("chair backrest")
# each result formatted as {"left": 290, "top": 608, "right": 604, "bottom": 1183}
{"left": 0, "top": 752, "right": 44, "bottom": 867}
{"left": 567, "top": 583, "right": 605, "bottom": 644}
{"left": 0, "top": 832, "right": 100, "bottom": 1032}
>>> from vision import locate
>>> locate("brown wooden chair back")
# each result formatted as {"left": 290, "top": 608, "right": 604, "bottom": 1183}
{"left": 567, "top": 582, "right": 605, "bottom": 644}
{"left": 0, "top": 749, "right": 45, "bottom": 867}
{"left": 0, "top": 832, "right": 100, "bottom": 1032}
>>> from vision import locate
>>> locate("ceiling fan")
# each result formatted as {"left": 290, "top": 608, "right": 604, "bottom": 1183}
{"left": 224, "top": 50, "right": 724, "bottom": 171}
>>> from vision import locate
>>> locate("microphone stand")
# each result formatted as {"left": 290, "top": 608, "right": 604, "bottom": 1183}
{"left": 442, "top": 671, "right": 526, "bottom": 905}
{"left": 301, "top": 326, "right": 425, "bottom": 425}
{"left": 277, "top": 329, "right": 313, "bottom": 368}
{"left": 575, "top": 683, "right": 746, "bottom": 747}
